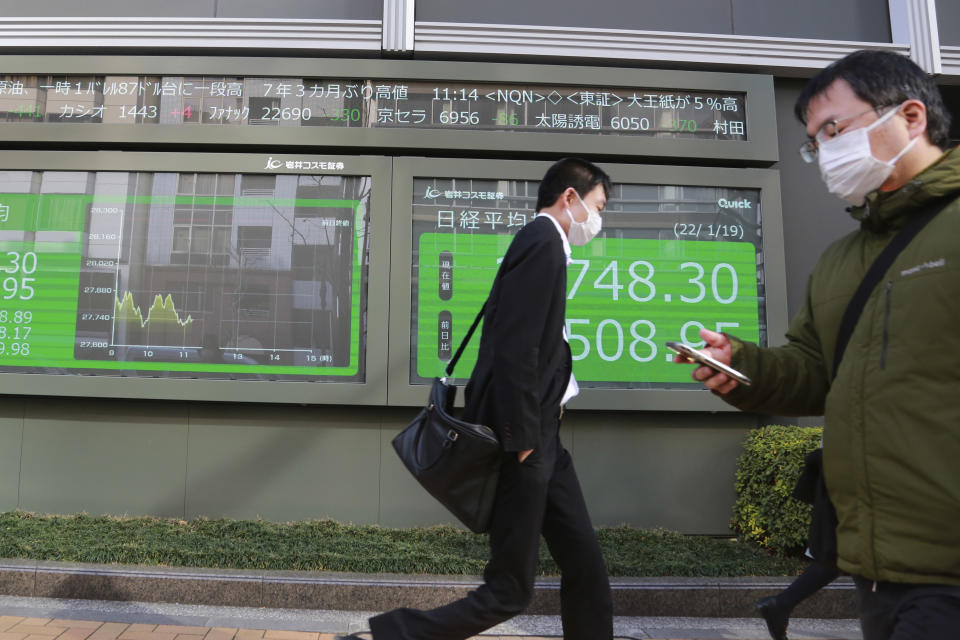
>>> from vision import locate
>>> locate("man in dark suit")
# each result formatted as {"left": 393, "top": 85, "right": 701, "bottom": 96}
{"left": 348, "top": 158, "right": 614, "bottom": 640}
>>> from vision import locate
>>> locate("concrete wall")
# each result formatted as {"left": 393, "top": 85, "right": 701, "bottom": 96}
{"left": 0, "top": 0, "right": 383, "bottom": 18}
{"left": 416, "top": 0, "right": 892, "bottom": 42}
{"left": 772, "top": 79, "right": 860, "bottom": 320}
{"left": 936, "top": 0, "right": 960, "bottom": 46}
{"left": 0, "top": 0, "right": 893, "bottom": 41}
{"left": 0, "top": 58, "right": 836, "bottom": 535}
{"left": 946, "top": 86, "right": 960, "bottom": 143}
{"left": 2, "top": 0, "right": 955, "bottom": 533}
{"left": 0, "top": 396, "right": 760, "bottom": 534}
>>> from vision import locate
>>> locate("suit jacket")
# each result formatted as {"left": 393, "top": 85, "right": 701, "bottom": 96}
{"left": 462, "top": 216, "right": 572, "bottom": 452}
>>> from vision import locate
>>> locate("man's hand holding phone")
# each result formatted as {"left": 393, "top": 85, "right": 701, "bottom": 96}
{"left": 669, "top": 329, "right": 745, "bottom": 394}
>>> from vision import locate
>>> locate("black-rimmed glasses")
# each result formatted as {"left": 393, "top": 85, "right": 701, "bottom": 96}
{"left": 798, "top": 105, "right": 893, "bottom": 163}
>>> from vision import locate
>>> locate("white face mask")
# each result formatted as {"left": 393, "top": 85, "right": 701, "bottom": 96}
{"left": 564, "top": 191, "right": 602, "bottom": 246}
{"left": 816, "top": 105, "right": 917, "bottom": 207}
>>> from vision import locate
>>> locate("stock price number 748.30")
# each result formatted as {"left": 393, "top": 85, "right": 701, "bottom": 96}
{"left": 567, "top": 258, "right": 742, "bottom": 305}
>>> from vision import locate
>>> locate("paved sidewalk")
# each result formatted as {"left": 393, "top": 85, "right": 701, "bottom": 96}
{"left": 6, "top": 616, "right": 346, "bottom": 640}
{"left": 0, "top": 595, "right": 864, "bottom": 640}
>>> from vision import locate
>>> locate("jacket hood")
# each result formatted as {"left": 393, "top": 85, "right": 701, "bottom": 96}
{"left": 850, "top": 146, "right": 960, "bottom": 233}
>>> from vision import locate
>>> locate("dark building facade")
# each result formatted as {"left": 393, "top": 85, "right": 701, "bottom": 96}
{"left": 0, "top": 0, "right": 956, "bottom": 533}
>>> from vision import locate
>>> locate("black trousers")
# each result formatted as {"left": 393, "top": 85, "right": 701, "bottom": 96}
{"left": 854, "top": 576, "right": 960, "bottom": 640}
{"left": 369, "top": 410, "right": 613, "bottom": 640}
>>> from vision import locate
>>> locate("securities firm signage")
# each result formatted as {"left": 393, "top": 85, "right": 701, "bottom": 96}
{"left": 0, "top": 75, "right": 748, "bottom": 141}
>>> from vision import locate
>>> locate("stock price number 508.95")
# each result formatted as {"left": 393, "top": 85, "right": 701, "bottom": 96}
{"left": 566, "top": 318, "right": 660, "bottom": 363}
{"left": 565, "top": 318, "right": 742, "bottom": 364}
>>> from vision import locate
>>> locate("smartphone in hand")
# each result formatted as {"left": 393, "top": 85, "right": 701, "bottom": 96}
{"left": 666, "top": 341, "right": 752, "bottom": 386}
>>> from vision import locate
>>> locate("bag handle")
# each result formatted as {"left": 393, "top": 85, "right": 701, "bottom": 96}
{"left": 832, "top": 196, "right": 953, "bottom": 378}
{"left": 444, "top": 301, "right": 486, "bottom": 377}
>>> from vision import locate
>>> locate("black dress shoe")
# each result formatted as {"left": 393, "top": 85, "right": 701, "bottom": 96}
{"left": 755, "top": 595, "right": 789, "bottom": 640}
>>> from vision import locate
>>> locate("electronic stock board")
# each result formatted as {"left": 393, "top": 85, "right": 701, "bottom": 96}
{"left": 0, "top": 152, "right": 392, "bottom": 404}
{"left": 389, "top": 158, "right": 785, "bottom": 410}
{"left": 0, "top": 58, "right": 783, "bottom": 406}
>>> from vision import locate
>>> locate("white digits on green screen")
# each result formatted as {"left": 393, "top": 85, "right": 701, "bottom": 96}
{"left": 568, "top": 260, "right": 590, "bottom": 299}
{"left": 2, "top": 277, "right": 34, "bottom": 300}
{"left": 681, "top": 320, "right": 742, "bottom": 347}
{"left": 627, "top": 261, "right": 656, "bottom": 302}
{"left": 681, "top": 261, "right": 739, "bottom": 304}
{"left": 0, "top": 341, "right": 25, "bottom": 355}
{"left": 568, "top": 318, "right": 659, "bottom": 363}
{"left": 681, "top": 321, "right": 707, "bottom": 346}
{"left": 5, "top": 251, "right": 37, "bottom": 274}
{"left": 566, "top": 318, "right": 590, "bottom": 360}
{"left": 712, "top": 263, "right": 738, "bottom": 304}
{"left": 629, "top": 319, "right": 657, "bottom": 362}
{"left": 593, "top": 262, "right": 624, "bottom": 300}
{"left": 2, "top": 251, "right": 38, "bottom": 301}
{"left": 680, "top": 262, "right": 706, "bottom": 303}
{"left": 596, "top": 319, "right": 623, "bottom": 361}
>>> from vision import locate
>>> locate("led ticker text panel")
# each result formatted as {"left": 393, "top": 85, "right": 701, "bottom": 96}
{"left": 0, "top": 171, "right": 370, "bottom": 381}
{"left": 411, "top": 178, "right": 766, "bottom": 389}
{"left": 0, "top": 75, "right": 747, "bottom": 140}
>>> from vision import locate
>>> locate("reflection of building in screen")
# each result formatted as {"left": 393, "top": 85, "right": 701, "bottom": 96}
{"left": 61, "top": 170, "right": 370, "bottom": 380}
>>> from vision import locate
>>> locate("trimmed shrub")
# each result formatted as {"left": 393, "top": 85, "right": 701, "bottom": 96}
{"left": 730, "top": 424, "right": 822, "bottom": 556}
{"left": 0, "top": 512, "right": 807, "bottom": 576}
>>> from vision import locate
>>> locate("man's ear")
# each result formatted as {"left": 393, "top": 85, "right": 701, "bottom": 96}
{"left": 900, "top": 99, "right": 929, "bottom": 140}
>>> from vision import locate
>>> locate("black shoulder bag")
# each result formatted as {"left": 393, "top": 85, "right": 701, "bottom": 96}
{"left": 805, "top": 196, "right": 951, "bottom": 562}
{"left": 391, "top": 302, "right": 502, "bottom": 534}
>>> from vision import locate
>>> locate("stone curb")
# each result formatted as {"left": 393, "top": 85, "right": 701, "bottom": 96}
{"left": 0, "top": 558, "right": 857, "bottom": 618}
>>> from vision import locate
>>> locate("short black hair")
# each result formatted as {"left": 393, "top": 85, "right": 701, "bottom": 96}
{"left": 794, "top": 49, "right": 952, "bottom": 149}
{"left": 535, "top": 157, "right": 612, "bottom": 211}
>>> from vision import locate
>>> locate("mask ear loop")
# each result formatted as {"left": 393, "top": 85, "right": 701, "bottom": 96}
{"left": 564, "top": 188, "right": 585, "bottom": 225}
{"left": 886, "top": 136, "right": 918, "bottom": 166}
{"left": 874, "top": 104, "right": 917, "bottom": 167}
{"left": 860, "top": 102, "right": 910, "bottom": 138}
{"left": 573, "top": 190, "right": 595, "bottom": 220}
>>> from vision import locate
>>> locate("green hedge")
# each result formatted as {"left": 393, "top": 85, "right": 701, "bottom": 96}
{"left": 730, "top": 424, "right": 822, "bottom": 556}
{"left": 0, "top": 512, "right": 806, "bottom": 576}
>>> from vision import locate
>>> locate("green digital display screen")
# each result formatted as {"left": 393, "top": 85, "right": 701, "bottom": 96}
{"left": 0, "top": 171, "right": 370, "bottom": 381}
{"left": 410, "top": 177, "right": 765, "bottom": 389}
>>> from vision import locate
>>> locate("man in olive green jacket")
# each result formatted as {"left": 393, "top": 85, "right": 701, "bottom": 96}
{"left": 681, "top": 50, "right": 960, "bottom": 639}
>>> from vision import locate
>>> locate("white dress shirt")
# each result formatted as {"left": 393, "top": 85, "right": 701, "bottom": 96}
{"left": 535, "top": 212, "right": 579, "bottom": 406}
